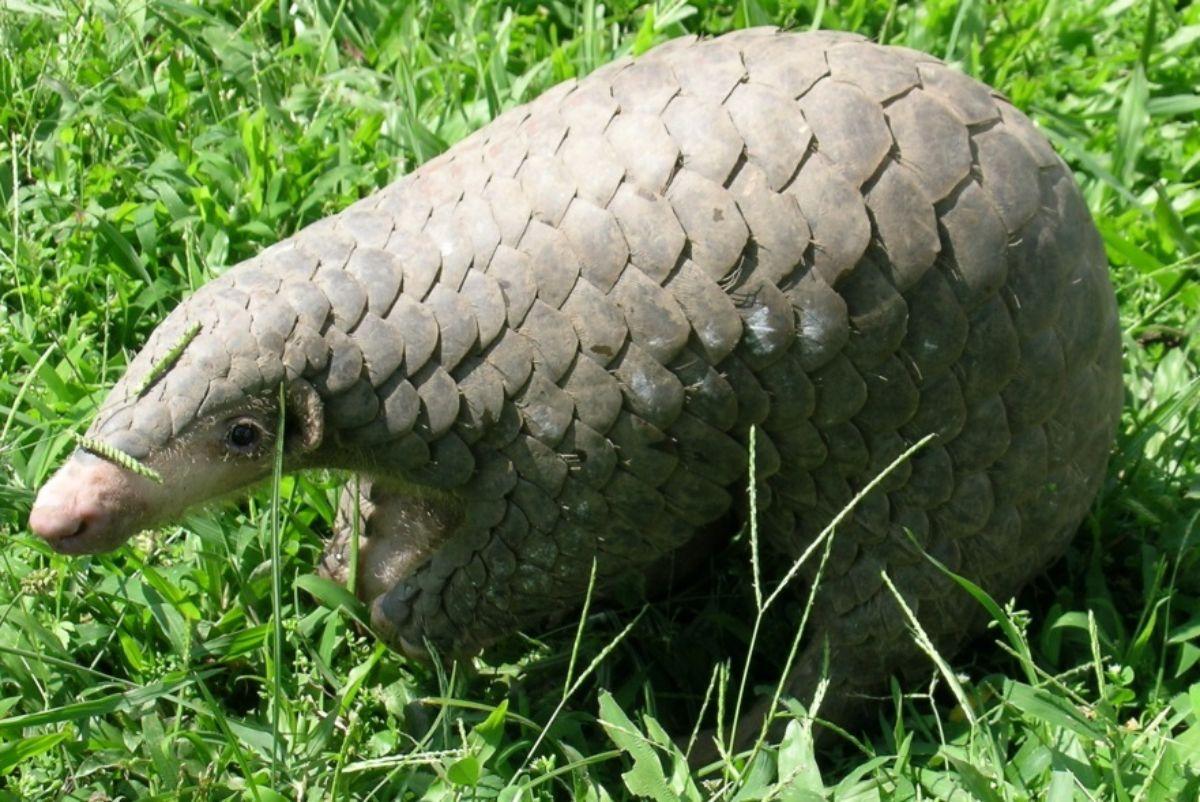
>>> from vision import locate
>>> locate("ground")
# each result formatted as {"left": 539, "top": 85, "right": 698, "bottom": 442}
{"left": 1, "top": 0, "right": 1199, "bottom": 799}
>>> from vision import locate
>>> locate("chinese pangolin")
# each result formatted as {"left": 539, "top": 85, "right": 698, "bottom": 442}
{"left": 29, "top": 28, "right": 1122, "bottom": 731}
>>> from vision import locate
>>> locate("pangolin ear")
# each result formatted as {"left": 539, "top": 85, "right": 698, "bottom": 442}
{"left": 285, "top": 379, "right": 325, "bottom": 454}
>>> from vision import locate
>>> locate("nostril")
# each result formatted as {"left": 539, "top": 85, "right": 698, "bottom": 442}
{"left": 69, "top": 517, "right": 89, "bottom": 540}
{"left": 68, "top": 504, "right": 108, "bottom": 542}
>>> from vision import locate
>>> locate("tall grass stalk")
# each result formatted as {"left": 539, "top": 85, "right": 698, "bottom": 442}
{"left": 269, "top": 382, "right": 287, "bottom": 782}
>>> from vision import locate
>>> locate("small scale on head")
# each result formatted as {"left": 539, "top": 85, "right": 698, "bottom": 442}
{"left": 29, "top": 266, "right": 328, "bottom": 555}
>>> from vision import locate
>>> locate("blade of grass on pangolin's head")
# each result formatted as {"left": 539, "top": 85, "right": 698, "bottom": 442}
{"left": 72, "top": 432, "right": 163, "bottom": 484}
{"left": 134, "top": 321, "right": 202, "bottom": 397}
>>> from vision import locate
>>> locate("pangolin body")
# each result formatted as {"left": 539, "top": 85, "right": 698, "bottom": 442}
{"left": 33, "top": 28, "right": 1123, "bottom": 723}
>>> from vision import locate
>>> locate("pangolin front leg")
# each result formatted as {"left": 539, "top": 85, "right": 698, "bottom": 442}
{"left": 320, "top": 478, "right": 459, "bottom": 607}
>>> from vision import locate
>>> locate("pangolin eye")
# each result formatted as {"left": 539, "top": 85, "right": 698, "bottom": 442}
{"left": 226, "top": 421, "right": 262, "bottom": 453}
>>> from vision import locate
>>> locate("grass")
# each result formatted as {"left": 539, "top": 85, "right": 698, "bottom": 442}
{"left": 1, "top": 0, "right": 1199, "bottom": 798}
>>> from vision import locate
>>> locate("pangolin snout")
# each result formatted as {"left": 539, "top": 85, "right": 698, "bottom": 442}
{"left": 28, "top": 455, "right": 141, "bottom": 554}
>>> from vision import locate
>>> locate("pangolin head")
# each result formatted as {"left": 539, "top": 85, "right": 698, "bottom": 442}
{"left": 28, "top": 250, "right": 332, "bottom": 555}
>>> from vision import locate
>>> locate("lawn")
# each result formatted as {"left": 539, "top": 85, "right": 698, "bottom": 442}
{"left": 1, "top": 0, "right": 1199, "bottom": 798}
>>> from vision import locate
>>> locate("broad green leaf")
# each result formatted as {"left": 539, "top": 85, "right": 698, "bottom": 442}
{"left": 776, "top": 719, "right": 824, "bottom": 801}
{"left": 1004, "top": 682, "right": 1104, "bottom": 740}
{"left": 295, "top": 573, "right": 370, "bottom": 627}
{"left": 470, "top": 699, "right": 509, "bottom": 766}
{"left": 0, "top": 731, "right": 69, "bottom": 775}
{"left": 598, "top": 692, "right": 677, "bottom": 802}
{"left": 447, "top": 755, "right": 482, "bottom": 787}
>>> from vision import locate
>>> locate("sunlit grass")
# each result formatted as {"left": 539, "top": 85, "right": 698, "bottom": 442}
{"left": 1, "top": 0, "right": 1198, "bottom": 798}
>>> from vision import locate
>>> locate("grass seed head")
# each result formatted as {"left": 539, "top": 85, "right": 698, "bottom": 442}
{"left": 134, "top": 320, "right": 203, "bottom": 397}
{"left": 72, "top": 432, "right": 163, "bottom": 484}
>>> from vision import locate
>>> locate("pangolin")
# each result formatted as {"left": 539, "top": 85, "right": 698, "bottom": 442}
{"left": 28, "top": 27, "right": 1122, "bottom": 733}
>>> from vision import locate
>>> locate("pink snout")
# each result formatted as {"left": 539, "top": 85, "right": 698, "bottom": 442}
{"left": 28, "top": 455, "right": 143, "bottom": 555}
